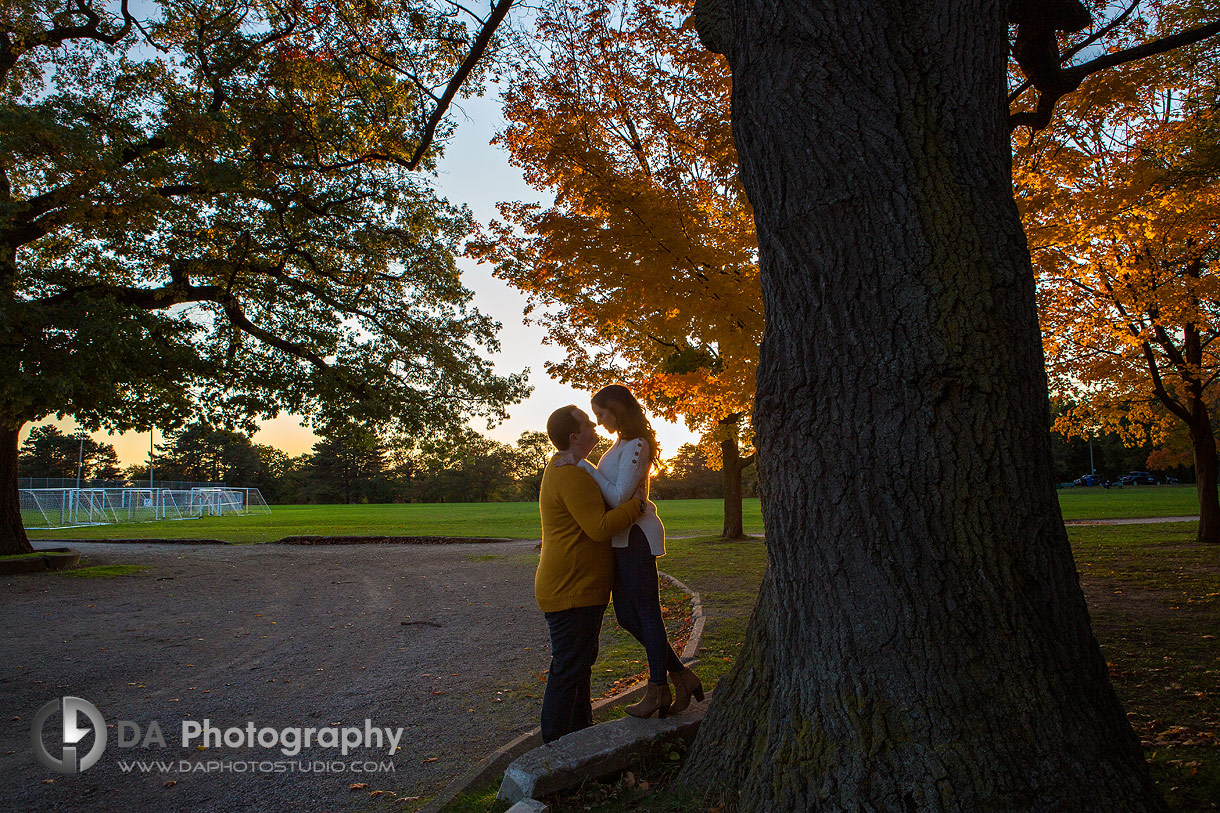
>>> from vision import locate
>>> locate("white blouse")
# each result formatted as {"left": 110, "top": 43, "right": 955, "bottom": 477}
{"left": 579, "top": 437, "right": 666, "bottom": 555}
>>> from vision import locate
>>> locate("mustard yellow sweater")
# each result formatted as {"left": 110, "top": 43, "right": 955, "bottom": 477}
{"left": 535, "top": 461, "right": 643, "bottom": 612}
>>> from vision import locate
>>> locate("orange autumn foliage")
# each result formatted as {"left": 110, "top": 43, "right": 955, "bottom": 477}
{"left": 1017, "top": 40, "right": 1220, "bottom": 448}
{"left": 467, "top": 0, "right": 760, "bottom": 462}
{"left": 1014, "top": 1, "right": 1220, "bottom": 542}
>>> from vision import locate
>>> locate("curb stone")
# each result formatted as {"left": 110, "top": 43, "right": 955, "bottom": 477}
{"left": 0, "top": 547, "right": 82, "bottom": 575}
{"left": 417, "top": 571, "right": 705, "bottom": 813}
{"left": 497, "top": 695, "right": 710, "bottom": 804}
{"left": 506, "top": 800, "right": 550, "bottom": 813}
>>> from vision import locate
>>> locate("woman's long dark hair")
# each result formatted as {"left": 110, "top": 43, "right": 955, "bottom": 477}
{"left": 592, "top": 384, "right": 660, "bottom": 470}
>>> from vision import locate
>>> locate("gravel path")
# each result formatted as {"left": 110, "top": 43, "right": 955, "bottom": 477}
{"left": 1, "top": 541, "right": 552, "bottom": 812}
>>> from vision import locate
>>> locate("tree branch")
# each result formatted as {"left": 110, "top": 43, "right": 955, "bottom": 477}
{"left": 404, "top": 0, "right": 515, "bottom": 171}
{"left": 1012, "top": 18, "right": 1220, "bottom": 132}
{"left": 1142, "top": 342, "right": 1193, "bottom": 423}
{"left": 37, "top": 276, "right": 224, "bottom": 310}
{"left": 219, "top": 298, "right": 331, "bottom": 371}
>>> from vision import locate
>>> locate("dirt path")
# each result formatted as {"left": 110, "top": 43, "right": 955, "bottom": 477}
{"left": 1, "top": 541, "right": 550, "bottom": 812}
{"left": 1064, "top": 515, "right": 1199, "bottom": 525}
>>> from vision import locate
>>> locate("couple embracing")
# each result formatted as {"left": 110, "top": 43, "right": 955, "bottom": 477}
{"left": 534, "top": 384, "right": 703, "bottom": 744}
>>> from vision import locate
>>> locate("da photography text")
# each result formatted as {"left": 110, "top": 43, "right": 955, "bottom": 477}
{"left": 33, "top": 696, "right": 406, "bottom": 775}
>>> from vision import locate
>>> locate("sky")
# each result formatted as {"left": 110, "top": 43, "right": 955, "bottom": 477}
{"left": 21, "top": 92, "right": 700, "bottom": 468}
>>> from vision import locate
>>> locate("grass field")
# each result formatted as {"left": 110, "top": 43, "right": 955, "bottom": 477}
{"left": 26, "top": 484, "right": 1211, "bottom": 544}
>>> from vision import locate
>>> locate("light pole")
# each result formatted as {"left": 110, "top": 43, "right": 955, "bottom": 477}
{"left": 73, "top": 430, "right": 88, "bottom": 524}
{"left": 149, "top": 428, "right": 156, "bottom": 519}
{"left": 74, "top": 430, "right": 88, "bottom": 490}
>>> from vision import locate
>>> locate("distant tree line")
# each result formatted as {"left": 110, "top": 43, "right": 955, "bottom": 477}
{"left": 1048, "top": 400, "right": 1200, "bottom": 485}
{"left": 20, "top": 416, "right": 1199, "bottom": 504}
{"left": 17, "top": 426, "right": 123, "bottom": 482}
{"left": 16, "top": 421, "right": 746, "bottom": 504}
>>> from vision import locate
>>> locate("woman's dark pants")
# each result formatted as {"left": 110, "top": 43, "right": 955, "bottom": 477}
{"left": 614, "top": 525, "right": 683, "bottom": 685}
{"left": 540, "top": 603, "right": 606, "bottom": 743}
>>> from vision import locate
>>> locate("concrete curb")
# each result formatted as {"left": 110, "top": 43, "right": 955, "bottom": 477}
{"left": 0, "top": 547, "right": 82, "bottom": 575}
{"left": 659, "top": 572, "right": 705, "bottom": 664}
{"left": 505, "top": 800, "right": 550, "bottom": 813}
{"left": 418, "top": 570, "right": 705, "bottom": 813}
{"left": 498, "top": 695, "right": 710, "bottom": 805}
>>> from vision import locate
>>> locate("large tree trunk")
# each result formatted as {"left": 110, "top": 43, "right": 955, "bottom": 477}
{"left": 1188, "top": 404, "right": 1220, "bottom": 545}
{"left": 719, "top": 415, "right": 755, "bottom": 540}
{"left": 682, "top": 1, "right": 1163, "bottom": 809}
{"left": 1, "top": 423, "right": 34, "bottom": 555}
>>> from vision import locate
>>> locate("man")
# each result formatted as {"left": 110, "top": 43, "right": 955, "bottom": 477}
{"left": 536, "top": 405, "right": 645, "bottom": 743}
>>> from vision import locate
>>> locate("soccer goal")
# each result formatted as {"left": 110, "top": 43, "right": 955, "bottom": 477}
{"left": 18, "top": 486, "right": 271, "bottom": 529}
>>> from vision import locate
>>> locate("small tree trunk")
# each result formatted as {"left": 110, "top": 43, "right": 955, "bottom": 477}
{"left": 1189, "top": 406, "right": 1220, "bottom": 544}
{"left": 719, "top": 412, "right": 756, "bottom": 540}
{"left": 721, "top": 432, "right": 745, "bottom": 539}
{"left": 720, "top": 440, "right": 756, "bottom": 540}
{"left": 0, "top": 423, "right": 34, "bottom": 555}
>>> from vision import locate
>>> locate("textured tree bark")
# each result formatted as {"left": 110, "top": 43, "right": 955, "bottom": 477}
{"left": 1188, "top": 405, "right": 1219, "bottom": 545}
{"left": 682, "top": 1, "right": 1165, "bottom": 809}
{"left": 0, "top": 424, "right": 33, "bottom": 555}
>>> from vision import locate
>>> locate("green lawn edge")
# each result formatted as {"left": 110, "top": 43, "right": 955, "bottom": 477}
{"left": 25, "top": 485, "right": 1214, "bottom": 545}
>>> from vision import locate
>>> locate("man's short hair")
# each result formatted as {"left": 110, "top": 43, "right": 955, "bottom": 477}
{"left": 547, "top": 405, "right": 581, "bottom": 450}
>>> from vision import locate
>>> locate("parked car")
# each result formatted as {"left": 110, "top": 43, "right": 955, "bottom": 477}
{"left": 1120, "top": 471, "right": 1160, "bottom": 485}
{"left": 1074, "top": 474, "right": 1101, "bottom": 486}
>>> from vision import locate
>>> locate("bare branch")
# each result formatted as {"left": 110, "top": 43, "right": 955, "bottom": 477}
{"left": 1061, "top": 0, "right": 1143, "bottom": 64}
{"left": 405, "top": 0, "right": 515, "bottom": 171}
{"left": 445, "top": 1, "right": 488, "bottom": 26}
{"left": 1012, "top": 18, "right": 1220, "bottom": 131}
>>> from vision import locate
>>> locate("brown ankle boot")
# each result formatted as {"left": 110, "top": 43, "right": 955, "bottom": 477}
{"left": 626, "top": 682, "right": 672, "bottom": 719}
{"left": 668, "top": 666, "right": 704, "bottom": 714}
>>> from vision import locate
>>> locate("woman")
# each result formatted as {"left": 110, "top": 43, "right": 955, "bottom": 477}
{"left": 578, "top": 384, "right": 703, "bottom": 718}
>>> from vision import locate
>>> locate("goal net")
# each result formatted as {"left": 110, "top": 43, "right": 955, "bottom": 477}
{"left": 19, "top": 487, "right": 271, "bottom": 530}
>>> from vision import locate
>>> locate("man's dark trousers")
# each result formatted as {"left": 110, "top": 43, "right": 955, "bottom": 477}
{"left": 541, "top": 603, "right": 606, "bottom": 743}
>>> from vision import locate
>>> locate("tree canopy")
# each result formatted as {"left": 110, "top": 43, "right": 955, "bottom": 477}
{"left": 0, "top": 0, "right": 528, "bottom": 552}
{"left": 470, "top": 0, "right": 760, "bottom": 451}
{"left": 151, "top": 421, "right": 268, "bottom": 485}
